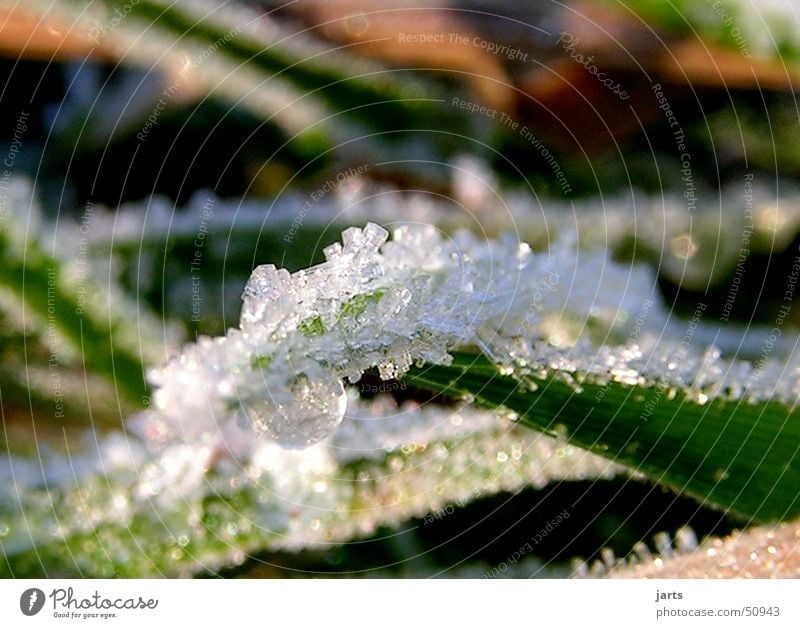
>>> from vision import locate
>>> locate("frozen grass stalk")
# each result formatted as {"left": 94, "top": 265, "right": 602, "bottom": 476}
{"left": 147, "top": 222, "right": 800, "bottom": 452}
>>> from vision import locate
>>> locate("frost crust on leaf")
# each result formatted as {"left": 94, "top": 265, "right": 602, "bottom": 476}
{"left": 147, "top": 222, "right": 800, "bottom": 450}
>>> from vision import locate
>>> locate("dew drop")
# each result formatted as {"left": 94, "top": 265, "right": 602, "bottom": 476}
{"left": 243, "top": 371, "right": 347, "bottom": 448}
{"left": 713, "top": 468, "right": 730, "bottom": 482}
{"left": 313, "top": 481, "right": 328, "bottom": 494}
{"left": 670, "top": 233, "right": 698, "bottom": 260}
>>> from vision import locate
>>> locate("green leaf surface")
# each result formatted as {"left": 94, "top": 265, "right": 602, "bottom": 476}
{"left": 0, "top": 226, "right": 148, "bottom": 405}
{"left": 405, "top": 353, "right": 800, "bottom": 523}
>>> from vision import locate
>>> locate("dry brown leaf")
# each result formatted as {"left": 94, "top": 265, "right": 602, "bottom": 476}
{"left": 281, "top": 0, "right": 515, "bottom": 111}
{"left": 0, "top": 6, "right": 111, "bottom": 61}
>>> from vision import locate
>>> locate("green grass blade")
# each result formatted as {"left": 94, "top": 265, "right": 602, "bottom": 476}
{"left": 0, "top": 220, "right": 148, "bottom": 405}
{"left": 405, "top": 353, "right": 800, "bottom": 523}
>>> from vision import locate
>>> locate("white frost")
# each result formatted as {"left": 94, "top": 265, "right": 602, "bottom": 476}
{"left": 146, "top": 222, "right": 800, "bottom": 451}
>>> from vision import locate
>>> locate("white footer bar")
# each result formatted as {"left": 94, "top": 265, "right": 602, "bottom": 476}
{"left": 1, "top": 579, "right": 796, "bottom": 627}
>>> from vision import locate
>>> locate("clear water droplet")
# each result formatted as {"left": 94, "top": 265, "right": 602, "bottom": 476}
{"left": 243, "top": 371, "right": 347, "bottom": 448}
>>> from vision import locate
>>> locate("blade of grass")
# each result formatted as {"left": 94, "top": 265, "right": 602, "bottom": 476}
{"left": 0, "top": 226, "right": 148, "bottom": 405}
{"left": 405, "top": 352, "right": 800, "bottom": 523}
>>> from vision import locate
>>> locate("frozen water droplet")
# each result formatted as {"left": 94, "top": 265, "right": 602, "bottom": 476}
{"left": 675, "top": 527, "right": 698, "bottom": 552}
{"left": 713, "top": 468, "right": 730, "bottom": 482}
{"left": 240, "top": 264, "right": 291, "bottom": 328}
{"left": 242, "top": 371, "right": 347, "bottom": 448}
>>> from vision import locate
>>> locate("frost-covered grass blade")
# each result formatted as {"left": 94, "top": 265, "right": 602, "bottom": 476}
{"left": 406, "top": 353, "right": 800, "bottom": 523}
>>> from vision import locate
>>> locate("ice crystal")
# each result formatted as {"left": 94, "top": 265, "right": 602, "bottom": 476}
{"left": 84, "top": 171, "right": 800, "bottom": 361}
{"left": 0, "top": 392, "right": 621, "bottom": 575}
{"left": 147, "top": 221, "right": 800, "bottom": 450}
{"left": 604, "top": 520, "right": 800, "bottom": 578}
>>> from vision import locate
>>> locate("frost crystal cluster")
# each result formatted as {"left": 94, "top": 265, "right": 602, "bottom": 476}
{"left": 148, "top": 222, "right": 558, "bottom": 448}
{"left": 0, "top": 390, "right": 620, "bottom": 576}
{"left": 147, "top": 221, "right": 800, "bottom": 451}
